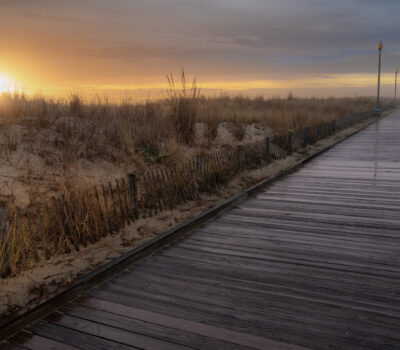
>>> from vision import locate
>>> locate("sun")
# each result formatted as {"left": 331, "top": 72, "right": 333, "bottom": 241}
{"left": 0, "top": 75, "right": 15, "bottom": 94}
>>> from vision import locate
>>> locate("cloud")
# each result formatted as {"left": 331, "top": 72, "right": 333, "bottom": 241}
{"left": 1, "top": 0, "right": 399, "bottom": 90}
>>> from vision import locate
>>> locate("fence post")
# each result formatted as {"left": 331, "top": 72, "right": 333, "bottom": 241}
{"left": 108, "top": 182, "right": 119, "bottom": 226}
{"left": 128, "top": 173, "right": 139, "bottom": 220}
{"left": 36, "top": 205, "right": 50, "bottom": 259}
{"left": 265, "top": 137, "right": 270, "bottom": 160}
{"left": 0, "top": 204, "right": 9, "bottom": 242}
{"left": 195, "top": 155, "right": 201, "bottom": 173}
{"left": 93, "top": 185, "right": 107, "bottom": 237}
{"left": 287, "top": 132, "right": 293, "bottom": 156}
{"left": 15, "top": 206, "right": 26, "bottom": 263}
{"left": 115, "top": 179, "right": 127, "bottom": 225}
{"left": 303, "top": 127, "right": 309, "bottom": 148}
{"left": 237, "top": 145, "right": 244, "bottom": 170}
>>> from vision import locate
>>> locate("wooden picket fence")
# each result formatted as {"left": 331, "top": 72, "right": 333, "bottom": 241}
{"left": 0, "top": 109, "right": 380, "bottom": 277}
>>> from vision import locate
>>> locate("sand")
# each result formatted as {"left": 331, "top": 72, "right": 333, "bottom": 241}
{"left": 0, "top": 113, "right": 385, "bottom": 318}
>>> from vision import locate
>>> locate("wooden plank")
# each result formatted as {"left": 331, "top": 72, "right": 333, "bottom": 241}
{"left": 154, "top": 249, "right": 397, "bottom": 291}
{"left": 0, "top": 340, "right": 28, "bottom": 350}
{"left": 121, "top": 261, "right": 400, "bottom": 315}
{"left": 43, "top": 312, "right": 192, "bottom": 350}
{"left": 171, "top": 241, "right": 400, "bottom": 277}
{"left": 264, "top": 188, "right": 400, "bottom": 202}
{"left": 178, "top": 235, "right": 400, "bottom": 267}
{"left": 28, "top": 321, "right": 137, "bottom": 350}
{"left": 214, "top": 215, "right": 400, "bottom": 241}
{"left": 140, "top": 254, "right": 399, "bottom": 303}
{"left": 252, "top": 194, "right": 400, "bottom": 211}
{"left": 228, "top": 206, "right": 400, "bottom": 228}
{"left": 186, "top": 232, "right": 400, "bottom": 259}
{"left": 59, "top": 303, "right": 266, "bottom": 350}
{"left": 9, "top": 330, "right": 78, "bottom": 350}
{"left": 76, "top": 297, "right": 310, "bottom": 350}
{"left": 157, "top": 244, "right": 400, "bottom": 279}
{"left": 103, "top": 270, "right": 400, "bottom": 324}
{"left": 196, "top": 223, "right": 400, "bottom": 249}
{"left": 242, "top": 197, "right": 400, "bottom": 216}
{"left": 90, "top": 286, "right": 397, "bottom": 350}
{"left": 222, "top": 211, "right": 400, "bottom": 232}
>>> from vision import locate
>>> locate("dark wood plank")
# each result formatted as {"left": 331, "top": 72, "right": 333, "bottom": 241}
{"left": 77, "top": 297, "right": 308, "bottom": 350}
{"left": 122, "top": 258, "right": 400, "bottom": 313}
{"left": 149, "top": 253, "right": 398, "bottom": 295}
{"left": 43, "top": 312, "right": 192, "bottom": 350}
{"left": 99, "top": 270, "right": 400, "bottom": 329}
{"left": 9, "top": 330, "right": 78, "bottom": 350}
{"left": 214, "top": 215, "right": 400, "bottom": 241}
{"left": 58, "top": 304, "right": 252, "bottom": 350}
{"left": 90, "top": 285, "right": 399, "bottom": 350}
{"left": 27, "top": 321, "right": 137, "bottom": 350}
{"left": 209, "top": 218, "right": 400, "bottom": 244}
{"left": 194, "top": 226, "right": 400, "bottom": 252}
{"left": 0, "top": 341, "right": 28, "bottom": 350}
{"left": 168, "top": 242, "right": 400, "bottom": 278}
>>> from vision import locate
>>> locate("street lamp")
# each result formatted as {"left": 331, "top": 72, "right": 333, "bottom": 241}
{"left": 376, "top": 40, "right": 383, "bottom": 115}
{"left": 395, "top": 68, "right": 398, "bottom": 106}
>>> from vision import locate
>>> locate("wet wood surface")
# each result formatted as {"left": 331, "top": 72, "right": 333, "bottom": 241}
{"left": 3, "top": 112, "right": 400, "bottom": 349}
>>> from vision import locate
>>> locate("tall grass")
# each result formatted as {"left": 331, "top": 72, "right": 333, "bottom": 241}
{"left": 167, "top": 70, "right": 200, "bottom": 145}
{"left": 0, "top": 88, "right": 393, "bottom": 172}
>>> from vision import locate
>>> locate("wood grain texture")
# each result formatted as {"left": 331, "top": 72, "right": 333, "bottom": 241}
{"left": 6, "top": 111, "right": 400, "bottom": 349}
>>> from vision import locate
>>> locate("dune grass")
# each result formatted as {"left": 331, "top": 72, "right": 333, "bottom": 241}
{"left": 0, "top": 90, "right": 391, "bottom": 164}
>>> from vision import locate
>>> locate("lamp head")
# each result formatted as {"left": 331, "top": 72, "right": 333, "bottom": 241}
{"left": 377, "top": 40, "right": 383, "bottom": 51}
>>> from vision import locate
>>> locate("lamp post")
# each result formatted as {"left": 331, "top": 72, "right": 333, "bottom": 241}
{"left": 376, "top": 40, "right": 383, "bottom": 115}
{"left": 395, "top": 68, "right": 398, "bottom": 106}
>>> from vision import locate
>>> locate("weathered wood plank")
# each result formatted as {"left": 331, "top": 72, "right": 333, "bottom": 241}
{"left": 9, "top": 330, "right": 78, "bottom": 350}
{"left": 76, "top": 297, "right": 309, "bottom": 350}
{"left": 27, "top": 321, "right": 137, "bottom": 350}
{"left": 59, "top": 303, "right": 262, "bottom": 350}
{"left": 44, "top": 312, "right": 192, "bottom": 350}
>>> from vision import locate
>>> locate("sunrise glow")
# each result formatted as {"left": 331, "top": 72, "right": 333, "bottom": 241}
{"left": 0, "top": 75, "right": 15, "bottom": 94}
{"left": 0, "top": 1, "right": 398, "bottom": 97}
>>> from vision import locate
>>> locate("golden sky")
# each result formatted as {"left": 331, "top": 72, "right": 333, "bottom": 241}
{"left": 1, "top": 0, "right": 399, "bottom": 97}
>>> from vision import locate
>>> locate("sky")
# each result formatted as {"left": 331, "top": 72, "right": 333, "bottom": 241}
{"left": 0, "top": 0, "right": 400, "bottom": 97}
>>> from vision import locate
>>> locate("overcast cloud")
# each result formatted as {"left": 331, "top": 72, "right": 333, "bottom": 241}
{"left": 0, "top": 0, "right": 399, "bottom": 92}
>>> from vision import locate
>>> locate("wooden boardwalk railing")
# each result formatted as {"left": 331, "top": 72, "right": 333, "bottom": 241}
{"left": 1, "top": 109, "right": 400, "bottom": 349}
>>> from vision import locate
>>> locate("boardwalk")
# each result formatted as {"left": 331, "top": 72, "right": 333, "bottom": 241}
{"left": 3, "top": 111, "right": 400, "bottom": 349}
